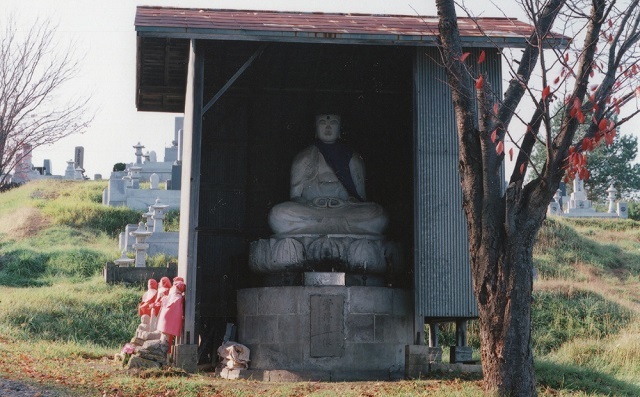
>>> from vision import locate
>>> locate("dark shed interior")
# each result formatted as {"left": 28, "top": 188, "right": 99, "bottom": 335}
{"left": 194, "top": 41, "right": 415, "bottom": 360}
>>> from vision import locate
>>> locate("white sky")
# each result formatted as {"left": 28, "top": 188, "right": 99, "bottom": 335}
{"left": 2, "top": 0, "right": 638, "bottom": 178}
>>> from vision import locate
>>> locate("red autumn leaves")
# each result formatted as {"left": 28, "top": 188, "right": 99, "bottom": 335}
{"left": 563, "top": 97, "right": 617, "bottom": 183}
{"left": 459, "top": 47, "right": 624, "bottom": 180}
{"left": 566, "top": 148, "right": 590, "bottom": 182}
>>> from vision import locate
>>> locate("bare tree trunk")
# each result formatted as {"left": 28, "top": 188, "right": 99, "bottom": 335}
{"left": 475, "top": 215, "right": 539, "bottom": 395}
{"left": 463, "top": 178, "right": 550, "bottom": 396}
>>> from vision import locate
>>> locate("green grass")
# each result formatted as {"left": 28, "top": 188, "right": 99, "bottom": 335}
{"left": 532, "top": 289, "right": 633, "bottom": 355}
{"left": 534, "top": 217, "right": 640, "bottom": 281}
{"left": 0, "top": 180, "right": 640, "bottom": 396}
{"left": 0, "top": 180, "right": 148, "bottom": 346}
{"left": 0, "top": 278, "right": 139, "bottom": 347}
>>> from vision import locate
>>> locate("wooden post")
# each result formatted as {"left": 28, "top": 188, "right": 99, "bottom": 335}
{"left": 176, "top": 38, "right": 204, "bottom": 372}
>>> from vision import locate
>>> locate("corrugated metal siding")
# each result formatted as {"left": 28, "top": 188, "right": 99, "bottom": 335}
{"left": 414, "top": 47, "right": 502, "bottom": 320}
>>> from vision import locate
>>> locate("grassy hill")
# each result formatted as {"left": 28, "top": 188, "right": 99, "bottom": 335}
{"left": 0, "top": 180, "right": 639, "bottom": 396}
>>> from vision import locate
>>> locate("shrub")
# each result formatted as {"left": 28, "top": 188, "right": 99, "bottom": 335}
{"left": 627, "top": 200, "right": 640, "bottom": 221}
{"left": 113, "top": 162, "right": 126, "bottom": 172}
{"left": 164, "top": 209, "right": 180, "bottom": 232}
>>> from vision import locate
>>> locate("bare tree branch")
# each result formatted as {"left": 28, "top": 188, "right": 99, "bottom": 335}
{"left": 0, "top": 15, "right": 92, "bottom": 185}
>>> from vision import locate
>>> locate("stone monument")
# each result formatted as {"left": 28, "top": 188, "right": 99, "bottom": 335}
{"left": 566, "top": 175, "right": 594, "bottom": 215}
{"left": 553, "top": 175, "right": 628, "bottom": 218}
{"left": 235, "top": 114, "right": 411, "bottom": 380}
{"left": 74, "top": 146, "right": 85, "bottom": 170}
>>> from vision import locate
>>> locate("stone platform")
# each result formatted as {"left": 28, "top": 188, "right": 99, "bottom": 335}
{"left": 236, "top": 286, "right": 413, "bottom": 378}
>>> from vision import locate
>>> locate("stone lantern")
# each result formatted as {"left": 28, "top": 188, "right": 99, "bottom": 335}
{"left": 151, "top": 198, "right": 169, "bottom": 233}
{"left": 133, "top": 142, "right": 145, "bottom": 165}
{"left": 114, "top": 250, "right": 135, "bottom": 267}
{"left": 130, "top": 222, "right": 153, "bottom": 267}
{"left": 142, "top": 205, "right": 154, "bottom": 230}
{"left": 130, "top": 165, "right": 142, "bottom": 189}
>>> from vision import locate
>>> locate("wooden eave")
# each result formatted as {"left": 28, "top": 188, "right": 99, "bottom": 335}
{"left": 134, "top": 6, "right": 569, "bottom": 113}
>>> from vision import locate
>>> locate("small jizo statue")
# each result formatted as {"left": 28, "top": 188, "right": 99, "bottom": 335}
{"left": 138, "top": 278, "right": 158, "bottom": 317}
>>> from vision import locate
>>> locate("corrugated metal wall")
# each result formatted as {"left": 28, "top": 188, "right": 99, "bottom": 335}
{"left": 413, "top": 47, "right": 502, "bottom": 321}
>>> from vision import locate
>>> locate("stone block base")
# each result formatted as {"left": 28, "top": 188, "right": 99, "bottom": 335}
{"left": 450, "top": 346, "right": 473, "bottom": 363}
{"left": 174, "top": 344, "right": 198, "bottom": 373}
{"left": 217, "top": 368, "right": 403, "bottom": 381}
{"left": 430, "top": 362, "right": 483, "bottom": 374}
{"left": 405, "top": 345, "right": 442, "bottom": 379}
{"left": 236, "top": 286, "right": 412, "bottom": 377}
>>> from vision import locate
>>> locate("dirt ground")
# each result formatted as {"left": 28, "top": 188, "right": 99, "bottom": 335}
{"left": 0, "top": 378, "right": 70, "bottom": 397}
{"left": 0, "top": 207, "right": 51, "bottom": 238}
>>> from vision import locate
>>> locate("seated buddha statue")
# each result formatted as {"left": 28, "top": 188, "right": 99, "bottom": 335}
{"left": 268, "top": 114, "right": 388, "bottom": 236}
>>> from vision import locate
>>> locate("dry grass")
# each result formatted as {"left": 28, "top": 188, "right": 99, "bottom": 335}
{"left": 0, "top": 206, "right": 51, "bottom": 239}
{"left": 536, "top": 276, "right": 640, "bottom": 315}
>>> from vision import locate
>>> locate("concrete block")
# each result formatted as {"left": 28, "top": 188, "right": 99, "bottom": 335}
{"left": 242, "top": 315, "right": 278, "bottom": 344}
{"left": 219, "top": 368, "right": 268, "bottom": 380}
{"left": 375, "top": 315, "right": 413, "bottom": 343}
{"left": 304, "top": 272, "right": 345, "bottom": 286}
{"left": 343, "top": 343, "right": 404, "bottom": 371}
{"left": 126, "top": 189, "right": 180, "bottom": 211}
{"left": 147, "top": 232, "right": 179, "bottom": 257}
{"left": 267, "top": 370, "right": 331, "bottom": 382}
{"left": 345, "top": 314, "right": 374, "bottom": 342}
{"left": 258, "top": 288, "right": 300, "bottom": 315}
{"left": 107, "top": 179, "right": 126, "bottom": 204}
{"left": 299, "top": 286, "right": 344, "bottom": 315}
{"left": 349, "top": 287, "right": 393, "bottom": 314}
{"left": 405, "top": 345, "right": 441, "bottom": 379}
{"left": 277, "top": 314, "right": 308, "bottom": 343}
{"left": 173, "top": 344, "right": 198, "bottom": 373}
{"left": 248, "top": 343, "right": 304, "bottom": 370}
{"left": 237, "top": 289, "right": 258, "bottom": 316}
{"left": 331, "top": 370, "right": 391, "bottom": 381}
{"left": 430, "top": 362, "right": 483, "bottom": 374}
{"left": 310, "top": 294, "right": 344, "bottom": 357}
{"left": 450, "top": 346, "right": 473, "bottom": 363}
{"left": 392, "top": 289, "right": 412, "bottom": 316}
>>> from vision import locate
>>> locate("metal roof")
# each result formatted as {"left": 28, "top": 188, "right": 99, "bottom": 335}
{"left": 135, "top": 6, "right": 565, "bottom": 48}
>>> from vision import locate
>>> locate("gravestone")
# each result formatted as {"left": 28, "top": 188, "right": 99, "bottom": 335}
{"left": 566, "top": 175, "right": 596, "bottom": 216}
{"left": 43, "top": 159, "right": 52, "bottom": 175}
{"left": 150, "top": 173, "right": 160, "bottom": 190}
{"left": 74, "top": 146, "right": 84, "bottom": 169}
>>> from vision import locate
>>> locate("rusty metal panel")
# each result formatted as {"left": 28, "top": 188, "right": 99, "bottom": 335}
{"left": 414, "top": 47, "right": 505, "bottom": 320}
{"left": 135, "top": 7, "right": 567, "bottom": 48}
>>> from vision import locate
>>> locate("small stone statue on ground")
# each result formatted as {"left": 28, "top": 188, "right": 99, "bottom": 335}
{"left": 156, "top": 280, "right": 186, "bottom": 353}
{"left": 138, "top": 278, "right": 158, "bottom": 317}
{"left": 150, "top": 276, "right": 172, "bottom": 330}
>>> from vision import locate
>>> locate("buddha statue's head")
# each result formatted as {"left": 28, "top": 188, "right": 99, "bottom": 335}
{"left": 315, "top": 114, "right": 341, "bottom": 144}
